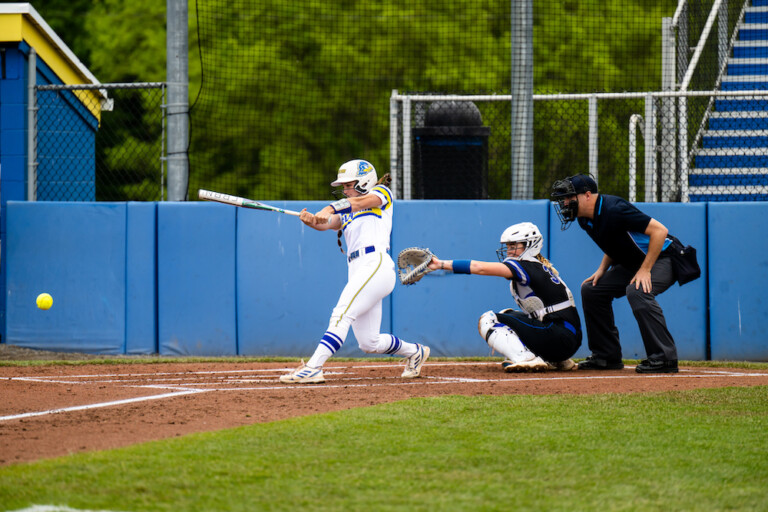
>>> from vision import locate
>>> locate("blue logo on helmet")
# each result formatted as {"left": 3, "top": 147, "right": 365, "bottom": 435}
{"left": 356, "top": 161, "right": 372, "bottom": 177}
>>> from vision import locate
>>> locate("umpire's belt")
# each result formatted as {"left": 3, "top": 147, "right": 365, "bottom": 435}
{"left": 348, "top": 245, "right": 376, "bottom": 262}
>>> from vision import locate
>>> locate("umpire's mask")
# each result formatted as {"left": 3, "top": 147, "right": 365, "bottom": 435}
{"left": 551, "top": 174, "right": 597, "bottom": 230}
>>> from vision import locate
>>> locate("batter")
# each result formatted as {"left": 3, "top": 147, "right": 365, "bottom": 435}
{"left": 280, "top": 159, "right": 430, "bottom": 384}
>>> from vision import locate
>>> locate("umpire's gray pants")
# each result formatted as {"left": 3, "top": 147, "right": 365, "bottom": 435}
{"left": 580, "top": 257, "right": 678, "bottom": 362}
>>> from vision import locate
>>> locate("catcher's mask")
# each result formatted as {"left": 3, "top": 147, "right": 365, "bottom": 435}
{"left": 550, "top": 174, "right": 597, "bottom": 230}
{"left": 496, "top": 222, "right": 543, "bottom": 262}
{"left": 331, "top": 159, "right": 378, "bottom": 196}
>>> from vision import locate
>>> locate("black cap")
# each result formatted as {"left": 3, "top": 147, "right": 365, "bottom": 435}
{"left": 571, "top": 174, "right": 598, "bottom": 194}
{"left": 551, "top": 174, "right": 598, "bottom": 198}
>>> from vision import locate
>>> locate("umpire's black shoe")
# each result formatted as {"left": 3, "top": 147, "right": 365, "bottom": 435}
{"left": 577, "top": 355, "right": 624, "bottom": 370}
{"left": 635, "top": 359, "right": 679, "bottom": 374}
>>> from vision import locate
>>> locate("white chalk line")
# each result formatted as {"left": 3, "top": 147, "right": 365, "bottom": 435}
{"left": 0, "top": 389, "right": 209, "bottom": 422}
{"left": 7, "top": 362, "right": 497, "bottom": 381}
{"left": 2, "top": 363, "right": 766, "bottom": 422}
{"left": 190, "top": 371, "right": 768, "bottom": 391}
{"left": 9, "top": 365, "right": 768, "bottom": 389}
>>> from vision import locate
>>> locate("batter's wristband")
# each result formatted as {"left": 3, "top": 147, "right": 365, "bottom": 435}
{"left": 453, "top": 260, "right": 472, "bottom": 274}
{"left": 330, "top": 198, "right": 352, "bottom": 214}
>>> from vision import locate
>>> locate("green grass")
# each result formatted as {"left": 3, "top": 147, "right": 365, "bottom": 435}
{"left": 1, "top": 387, "right": 767, "bottom": 511}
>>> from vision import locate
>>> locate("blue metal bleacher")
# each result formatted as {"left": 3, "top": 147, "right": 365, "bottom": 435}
{"left": 692, "top": 0, "right": 768, "bottom": 201}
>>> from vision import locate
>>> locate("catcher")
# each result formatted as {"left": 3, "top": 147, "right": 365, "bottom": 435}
{"left": 279, "top": 159, "right": 430, "bottom": 384}
{"left": 419, "top": 222, "right": 581, "bottom": 372}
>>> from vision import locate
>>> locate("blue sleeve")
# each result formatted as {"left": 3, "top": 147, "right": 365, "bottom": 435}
{"left": 502, "top": 258, "right": 529, "bottom": 284}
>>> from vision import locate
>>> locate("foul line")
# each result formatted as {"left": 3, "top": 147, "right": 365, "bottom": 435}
{"left": 0, "top": 389, "right": 209, "bottom": 422}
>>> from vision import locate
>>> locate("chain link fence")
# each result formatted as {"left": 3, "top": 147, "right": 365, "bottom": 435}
{"left": 34, "top": 83, "right": 166, "bottom": 202}
{"left": 390, "top": 94, "right": 652, "bottom": 201}
{"left": 391, "top": 89, "right": 768, "bottom": 202}
{"left": 28, "top": 0, "right": 768, "bottom": 203}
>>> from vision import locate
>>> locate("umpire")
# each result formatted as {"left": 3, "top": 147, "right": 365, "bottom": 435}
{"left": 550, "top": 174, "right": 679, "bottom": 374}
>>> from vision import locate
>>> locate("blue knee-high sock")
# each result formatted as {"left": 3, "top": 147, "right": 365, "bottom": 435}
{"left": 308, "top": 331, "right": 345, "bottom": 368}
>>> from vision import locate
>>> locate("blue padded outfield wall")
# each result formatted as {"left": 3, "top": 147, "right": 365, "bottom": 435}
{"left": 5, "top": 203, "right": 127, "bottom": 354}
{"left": 3, "top": 200, "right": 768, "bottom": 360}
{"left": 708, "top": 203, "right": 768, "bottom": 360}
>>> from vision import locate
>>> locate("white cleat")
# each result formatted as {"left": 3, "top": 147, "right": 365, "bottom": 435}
{"left": 546, "top": 358, "right": 577, "bottom": 371}
{"left": 502, "top": 355, "right": 549, "bottom": 373}
{"left": 402, "top": 344, "right": 431, "bottom": 378}
{"left": 279, "top": 360, "right": 325, "bottom": 384}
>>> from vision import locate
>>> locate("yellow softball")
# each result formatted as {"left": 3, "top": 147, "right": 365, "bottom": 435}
{"left": 36, "top": 293, "right": 53, "bottom": 310}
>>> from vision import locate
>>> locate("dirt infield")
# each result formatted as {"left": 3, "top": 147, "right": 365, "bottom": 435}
{"left": 2, "top": 349, "right": 768, "bottom": 466}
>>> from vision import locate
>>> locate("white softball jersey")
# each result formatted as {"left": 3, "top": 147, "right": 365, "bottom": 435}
{"left": 338, "top": 184, "right": 393, "bottom": 255}
{"left": 314, "top": 183, "right": 413, "bottom": 358}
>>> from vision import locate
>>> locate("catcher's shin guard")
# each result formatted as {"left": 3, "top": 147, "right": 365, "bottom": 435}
{"left": 486, "top": 329, "right": 530, "bottom": 362}
{"left": 478, "top": 310, "right": 500, "bottom": 341}
{"left": 479, "top": 311, "right": 536, "bottom": 364}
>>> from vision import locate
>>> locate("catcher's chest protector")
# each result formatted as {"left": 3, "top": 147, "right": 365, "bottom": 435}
{"left": 511, "top": 281, "right": 546, "bottom": 315}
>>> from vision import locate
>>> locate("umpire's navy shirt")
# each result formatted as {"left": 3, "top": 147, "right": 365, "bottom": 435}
{"left": 577, "top": 194, "right": 671, "bottom": 273}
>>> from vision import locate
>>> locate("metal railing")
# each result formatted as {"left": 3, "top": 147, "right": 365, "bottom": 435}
{"left": 669, "top": 0, "right": 751, "bottom": 201}
{"left": 629, "top": 114, "right": 648, "bottom": 203}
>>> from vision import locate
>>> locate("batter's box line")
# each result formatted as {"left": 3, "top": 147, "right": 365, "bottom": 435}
{"left": 0, "top": 362, "right": 502, "bottom": 384}
{"left": 135, "top": 369, "right": 768, "bottom": 390}
{"left": 423, "top": 376, "right": 497, "bottom": 383}
{"left": 130, "top": 375, "right": 484, "bottom": 390}
{"left": 210, "top": 379, "right": 492, "bottom": 392}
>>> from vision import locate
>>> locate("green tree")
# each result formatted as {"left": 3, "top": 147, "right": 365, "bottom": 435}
{"left": 23, "top": 0, "right": 682, "bottom": 200}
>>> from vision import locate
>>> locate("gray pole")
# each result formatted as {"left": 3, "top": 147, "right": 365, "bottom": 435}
{"left": 718, "top": 0, "right": 728, "bottom": 73}
{"left": 166, "top": 0, "right": 189, "bottom": 201}
{"left": 588, "top": 95, "right": 598, "bottom": 183}
{"left": 27, "top": 48, "right": 37, "bottom": 201}
{"left": 510, "top": 0, "right": 534, "bottom": 199}
{"left": 661, "top": 17, "right": 677, "bottom": 202}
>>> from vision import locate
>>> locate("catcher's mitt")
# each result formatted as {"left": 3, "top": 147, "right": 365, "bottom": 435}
{"left": 397, "top": 247, "right": 436, "bottom": 285}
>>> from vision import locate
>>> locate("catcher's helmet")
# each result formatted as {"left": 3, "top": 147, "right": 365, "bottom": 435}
{"left": 331, "top": 159, "right": 378, "bottom": 195}
{"left": 497, "top": 222, "right": 543, "bottom": 262}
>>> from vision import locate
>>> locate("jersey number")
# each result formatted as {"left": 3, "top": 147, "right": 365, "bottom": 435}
{"left": 544, "top": 266, "right": 561, "bottom": 284}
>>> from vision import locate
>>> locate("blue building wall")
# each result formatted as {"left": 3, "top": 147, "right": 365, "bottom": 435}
{"left": 0, "top": 42, "right": 99, "bottom": 341}
{"left": 4, "top": 200, "right": 767, "bottom": 361}
{"left": 0, "top": 45, "right": 30, "bottom": 342}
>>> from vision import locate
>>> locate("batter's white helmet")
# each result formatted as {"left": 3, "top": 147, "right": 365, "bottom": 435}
{"left": 496, "top": 222, "right": 543, "bottom": 262}
{"left": 331, "top": 159, "right": 378, "bottom": 195}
